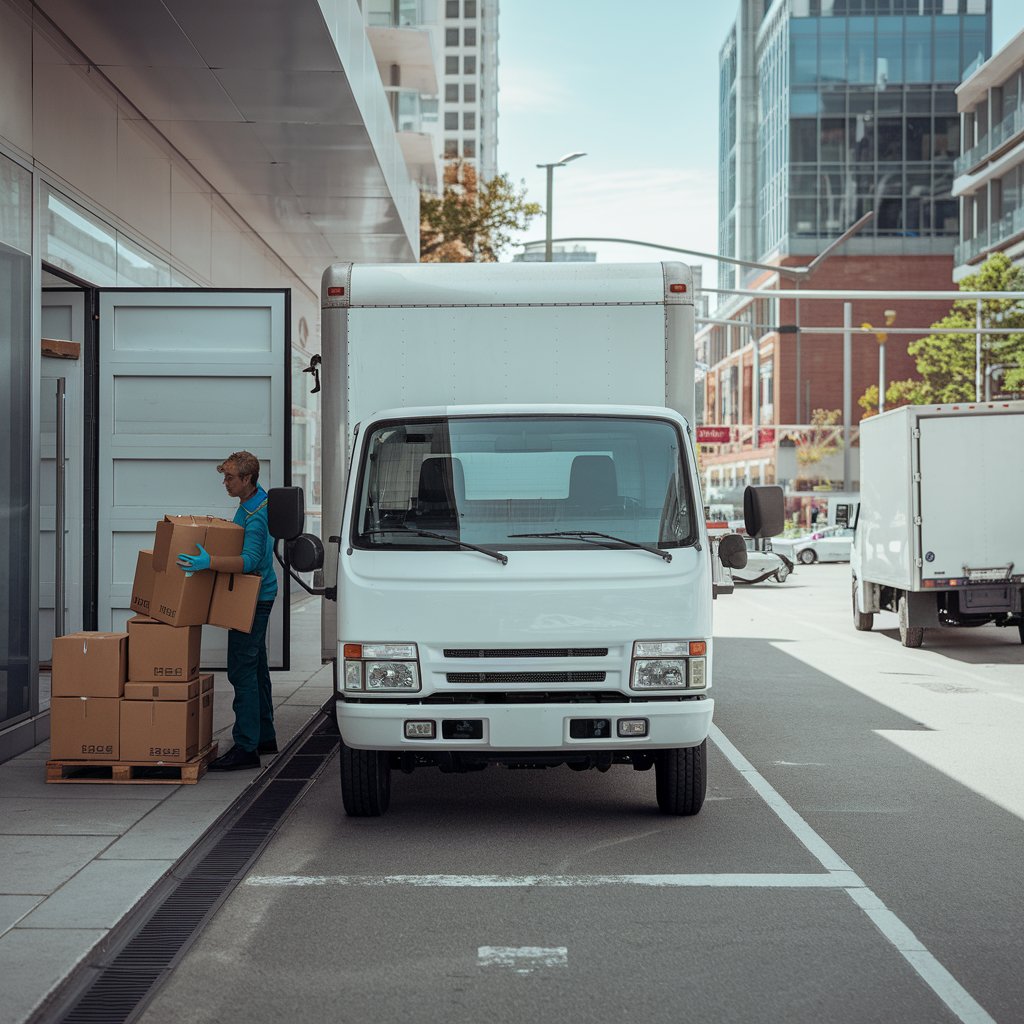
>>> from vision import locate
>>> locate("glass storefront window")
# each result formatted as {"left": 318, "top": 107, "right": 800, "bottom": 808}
{"left": 43, "top": 187, "right": 117, "bottom": 286}
{"left": 0, "top": 158, "right": 31, "bottom": 255}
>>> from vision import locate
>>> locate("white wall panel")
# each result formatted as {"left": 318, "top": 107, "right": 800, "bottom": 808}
{"left": 111, "top": 458, "right": 277, "bottom": 508}
{"left": 114, "top": 117, "right": 172, "bottom": 251}
{"left": 112, "top": 376, "right": 271, "bottom": 436}
{"left": 111, "top": 304, "right": 272, "bottom": 353}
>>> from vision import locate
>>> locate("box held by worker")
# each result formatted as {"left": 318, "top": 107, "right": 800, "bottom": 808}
{"left": 120, "top": 697, "right": 200, "bottom": 763}
{"left": 130, "top": 550, "right": 156, "bottom": 616}
{"left": 149, "top": 567, "right": 215, "bottom": 627}
{"left": 127, "top": 615, "right": 201, "bottom": 682}
{"left": 208, "top": 573, "right": 261, "bottom": 633}
{"left": 50, "top": 697, "right": 120, "bottom": 760}
{"left": 51, "top": 632, "right": 128, "bottom": 698}
{"left": 151, "top": 515, "right": 244, "bottom": 573}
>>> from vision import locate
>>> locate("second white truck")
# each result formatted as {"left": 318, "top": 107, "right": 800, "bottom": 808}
{"left": 852, "top": 401, "right": 1024, "bottom": 647}
{"left": 271, "top": 261, "right": 781, "bottom": 816}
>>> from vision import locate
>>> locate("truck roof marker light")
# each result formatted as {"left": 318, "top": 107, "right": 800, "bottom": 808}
{"left": 327, "top": 286, "right": 345, "bottom": 296}
{"left": 343, "top": 643, "right": 362, "bottom": 658}
{"left": 689, "top": 641, "right": 707, "bottom": 656}
{"left": 669, "top": 283, "right": 687, "bottom": 293}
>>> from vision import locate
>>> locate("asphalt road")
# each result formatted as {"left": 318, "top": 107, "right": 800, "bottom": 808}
{"left": 139, "top": 564, "right": 1024, "bottom": 1024}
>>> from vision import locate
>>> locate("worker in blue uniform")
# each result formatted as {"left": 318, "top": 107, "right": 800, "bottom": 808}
{"left": 177, "top": 451, "right": 278, "bottom": 771}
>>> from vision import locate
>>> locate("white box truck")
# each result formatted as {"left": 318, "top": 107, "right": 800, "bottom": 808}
{"left": 270, "top": 262, "right": 781, "bottom": 816}
{"left": 851, "top": 401, "right": 1024, "bottom": 647}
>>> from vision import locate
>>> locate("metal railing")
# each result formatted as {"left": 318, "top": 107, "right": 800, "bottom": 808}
{"left": 955, "top": 106, "right": 1024, "bottom": 176}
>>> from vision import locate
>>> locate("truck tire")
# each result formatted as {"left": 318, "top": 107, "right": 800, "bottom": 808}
{"left": 774, "top": 565, "right": 790, "bottom": 583}
{"left": 654, "top": 741, "right": 706, "bottom": 815}
{"left": 798, "top": 549, "right": 817, "bottom": 565}
{"left": 898, "top": 593, "right": 924, "bottom": 648}
{"left": 852, "top": 579, "right": 874, "bottom": 631}
{"left": 339, "top": 740, "right": 391, "bottom": 817}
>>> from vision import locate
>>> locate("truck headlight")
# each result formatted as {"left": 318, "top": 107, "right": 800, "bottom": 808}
{"left": 630, "top": 642, "right": 708, "bottom": 691}
{"left": 342, "top": 642, "right": 421, "bottom": 693}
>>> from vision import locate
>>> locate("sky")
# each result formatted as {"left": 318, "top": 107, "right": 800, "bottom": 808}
{"left": 495, "top": 0, "right": 1024, "bottom": 283}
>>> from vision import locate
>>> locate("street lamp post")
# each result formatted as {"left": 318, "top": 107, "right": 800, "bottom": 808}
{"left": 536, "top": 152, "right": 586, "bottom": 262}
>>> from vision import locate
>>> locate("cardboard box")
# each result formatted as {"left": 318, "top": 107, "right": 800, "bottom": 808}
{"left": 152, "top": 515, "right": 244, "bottom": 572}
{"left": 127, "top": 616, "right": 201, "bottom": 682}
{"left": 198, "top": 673, "right": 214, "bottom": 751}
{"left": 130, "top": 550, "right": 156, "bottom": 616}
{"left": 148, "top": 514, "right": 245, "bottom": 627}
{"left": 124, "top": 677, "right": 204, "bottom": 701}
{"left": 50, "top": 697, "right": 121, "bottom": 760}
{"left": 120, "top": 697, "right": 200, "bottom": 763}
{"left": 51, "top": 632, "right": 128, "bottom": 698}
{"left": 208, "top": 573, "right": 261, "bottom": 633}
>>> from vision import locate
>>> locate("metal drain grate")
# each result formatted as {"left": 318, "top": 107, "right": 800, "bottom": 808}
{"left": 35, "top": 710, "right": 340, "bottom": 1024}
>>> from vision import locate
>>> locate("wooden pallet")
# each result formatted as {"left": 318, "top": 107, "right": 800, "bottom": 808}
{"left": 45, "top": 743, "right": 219, "bottom": 785}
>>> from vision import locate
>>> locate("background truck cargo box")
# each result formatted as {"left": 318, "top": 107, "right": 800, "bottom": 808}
{"left": 51, "top": 632, "right": 128, "bottom": 698}
{"left": 127, "top": 616, "right": 201, "bottom": 681}
{"left": 130, "top": 550, "right": 156, "bottom": 616}
{"left": 50, "top": 697, "right": 121, "bottom": 760}
{"left": 208, "top": 573, "right": 261, "bottom": 632}
{"left": 120, "top": 697, "right": 200, "bottom": 763}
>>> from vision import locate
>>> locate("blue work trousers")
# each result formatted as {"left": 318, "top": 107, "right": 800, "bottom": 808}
{"left": 226, "top": 601, "right": 276, "bottom": 752}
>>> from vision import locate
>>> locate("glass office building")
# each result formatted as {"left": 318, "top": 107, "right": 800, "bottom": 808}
{"left": 718, "top": 0, "right": 992, "bottom": 289}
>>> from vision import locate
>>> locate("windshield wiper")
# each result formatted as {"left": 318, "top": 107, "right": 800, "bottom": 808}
{"left": 507, "top": 531, "right": 672, "bottom": 563}
{"left": 363, "top": 528, "right": 508, "bottom": 565}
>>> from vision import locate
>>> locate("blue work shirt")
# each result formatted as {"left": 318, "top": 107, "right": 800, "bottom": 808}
{"left": 235, "top": 485, "right": 278, "bottom": 603}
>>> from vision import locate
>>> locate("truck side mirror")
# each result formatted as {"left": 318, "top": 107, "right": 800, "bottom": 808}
{"left": 743, "top": 485, "right": 785, "bottom": 538}
{"left": 287, "top": 534, "right": 325, "bottom": 573}
{"left": 268, "top": 486, "right": 305, "bottom": 540}
{"left": 718, "top": 533, "right": 748, "bottom": 570}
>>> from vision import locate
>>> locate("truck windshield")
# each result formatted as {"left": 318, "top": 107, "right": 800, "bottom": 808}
{"left": 352, "top": 415, "right": 696, "bottom": 551}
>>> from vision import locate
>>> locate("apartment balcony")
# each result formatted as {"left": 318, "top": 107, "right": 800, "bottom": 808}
{"left": 955, "top": 106, "right": 1024, "bottom": 177}
{"left": 366, "top": 0, "right": 439, "bottom": 94}
{"left": 386, "top": 87, "right": 440, "bottom": 188}
{"left": 955, "top": 205, "right": 1024, "bottom": 268}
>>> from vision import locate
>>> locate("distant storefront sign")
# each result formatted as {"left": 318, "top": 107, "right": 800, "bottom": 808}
{"left": 696, "top": 426, "right": 732, "bottom": 444}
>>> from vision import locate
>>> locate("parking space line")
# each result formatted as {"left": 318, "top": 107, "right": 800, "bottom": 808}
{"left": 709, "top": 724, "right": 997, "bottom": 1024}
{"left": 246, "top": 872, "right": 857, "bottom": 888}
{"left": 478, "top": 946, "right": 567, "bottom": 973}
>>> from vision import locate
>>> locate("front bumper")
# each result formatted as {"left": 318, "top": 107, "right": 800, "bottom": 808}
{"left": 336, "top": 697, "right": 713, "bottom": 752}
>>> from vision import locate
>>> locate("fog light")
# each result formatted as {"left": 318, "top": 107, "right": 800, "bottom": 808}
{"left": 365, "top": 661, "right": 420, "bottom": 690}
{"left": 343, "top": 661, "right": 363, "bottom": 691}
{"left": 405, "top": 720, "right": 435, "bottom": 739}
{"left": 617, "top": 719, "right": 648, "bottom": 737}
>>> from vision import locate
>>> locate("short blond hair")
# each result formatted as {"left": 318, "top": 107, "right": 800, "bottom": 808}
{"left": 217, "top": 451, "right": 260, "bottom": 485}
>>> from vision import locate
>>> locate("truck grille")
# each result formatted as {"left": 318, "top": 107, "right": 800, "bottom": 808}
{"left": 443, "top": 648, "right": 608, "bottom": 659}
{"left": 446, "top": 671, "right": 606, "bottom": 684}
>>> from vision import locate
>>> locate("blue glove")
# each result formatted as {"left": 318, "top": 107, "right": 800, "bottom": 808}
{"left": 176, "top": 543, "right": 211, "bottom": 574}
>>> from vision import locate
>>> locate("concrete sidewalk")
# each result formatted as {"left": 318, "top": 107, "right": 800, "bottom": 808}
{"left": 0, "top": 598, "right": 330, "bottom": 1024}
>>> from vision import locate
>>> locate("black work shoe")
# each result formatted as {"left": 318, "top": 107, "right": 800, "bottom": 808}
{"left": 257, "top": 740, "right": 278, "bottom": 755}
{"left": 208, "top": 745, "right": 260, "bottom": 771}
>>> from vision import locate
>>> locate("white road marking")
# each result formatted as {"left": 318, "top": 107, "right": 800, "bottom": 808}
{"left": 709, "top": 724, "right": 997, "bottom": 1024}
{"left": 246, "top": 872, "right": 858, "bottom": 888}
{"left": 478, "top": 946, "right": 567, "bottom": 973}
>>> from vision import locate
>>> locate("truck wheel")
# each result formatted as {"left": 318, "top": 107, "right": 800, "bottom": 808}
{"left": 339, "top": 740, "right": 391, "bottom": 817}
{"left": 798, "top": 549, "right": 817, "bottom": 565}
{"left": 852, "top": 579, "right": 874, "bottom": 631}
{"left": 654, "top": 741, "right": 706, "bottom": 815}
{"left": 897, "top": 593, "right": 924, "bottom": 648}
{"left": 774, "top": 566, "right": 790, "bottom": 583}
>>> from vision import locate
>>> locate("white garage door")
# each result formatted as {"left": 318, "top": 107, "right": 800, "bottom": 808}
{"left": 97, "top": 289, "right": 289, "bottom": 668}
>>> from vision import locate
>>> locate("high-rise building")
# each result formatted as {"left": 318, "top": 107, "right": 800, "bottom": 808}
{"left": 953, "top": 27, "right": 1024, "bottom": 280}
{"left": 700, "top": 0, "right": 991, "bottom": 500}
{"left": 441, "top": 0, "right": 500, "bottom": 182}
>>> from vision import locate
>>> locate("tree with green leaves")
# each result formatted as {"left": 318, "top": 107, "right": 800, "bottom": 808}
{"left": 420, "top": 161, "right": 542, "bottom": 263}
{"left": 859, "top": 253, "right": 1024, "bottom": 414}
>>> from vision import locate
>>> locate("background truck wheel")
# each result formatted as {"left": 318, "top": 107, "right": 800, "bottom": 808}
{"left": 655, "top": 741, "right": 706, "bottom": 815}
{"left": 798, "top": 549, "right": 817, "bottom": 565}
{"left": 898, "top": 593, "right": 924, "bottom": 648}
{"left": 339, "top": 740, "right": 391, "bottom": 817}
{"left": 852, "top": 579, "right": 874, "bottom": 631}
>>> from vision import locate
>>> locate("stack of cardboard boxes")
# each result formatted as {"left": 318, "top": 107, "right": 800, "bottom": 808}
{"left": 49, "top": 514, "right": 261, "bottom": 771}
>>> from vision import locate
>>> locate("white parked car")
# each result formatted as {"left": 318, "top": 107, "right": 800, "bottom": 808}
{"left": 731, "top": 537, "right": 794, "bottom": 584}
{"left": 785, "top": 525, "right": 855, "bottom": 564}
